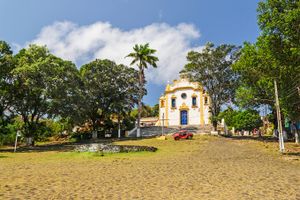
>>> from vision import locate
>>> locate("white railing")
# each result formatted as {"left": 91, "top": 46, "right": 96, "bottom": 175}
{"left": 128, "top": 127, "right": 137, "bottom": 136}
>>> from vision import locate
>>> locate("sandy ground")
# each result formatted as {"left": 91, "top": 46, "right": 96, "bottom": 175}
{"left": 0, "top": 136, "right": 299, "bottom": 200}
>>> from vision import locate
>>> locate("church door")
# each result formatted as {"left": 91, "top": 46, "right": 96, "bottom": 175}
{"left": 180, "top": 110, "right": 188, "bottom": 125}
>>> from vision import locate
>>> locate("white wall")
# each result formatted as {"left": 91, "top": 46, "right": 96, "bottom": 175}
{"left": 158, "top": 78, "right": 211, "bottom": 127}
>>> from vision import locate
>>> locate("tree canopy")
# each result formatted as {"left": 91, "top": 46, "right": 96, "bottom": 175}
{"left": 0, "top": 41, "right": 146, "bottom": 145}
{"left": 126, "top": 43, "right": 158, "bottom": 137}
{"left": 218, "top": 108, "right": 262, "bottom": 131}
{"left": 182, "top": 43, "right": 240, "bottom": 130}
{"left": 80, "top": 59, "right": 139, "bottom": 133}
{"left": 233, "top": 0, "right": 300, "bottom": 121}
{"left": 11, "top": 45, "right": 82, "bottom": 140}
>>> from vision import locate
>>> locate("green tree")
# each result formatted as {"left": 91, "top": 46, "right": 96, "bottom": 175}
{"left": 218, "top": 108, "right": 262, "bottom": 132}
{"left": 80, "top": 59, "right": 139, "bottom": 137}
{"left": 126, "top": 43, "right": 159, "bottom": 137}
{"left": 130, "top": 104, "right": 158, "bottom": 118}
{"left": 11, "top": 45, "right": 82, "bottom": 145}
{"left": 183, "top": 43, "right": 240, "bottom": 130}
{"left": 110, "top": 64, "right": 140, "bottom": 137}
{"left": 0, "top": 41, "right": 14, "bottom": 120}
{"left": 151, "top": 104, "right": 159, "bottom": 117}
{"left": 233, "top": 0, "right": 300, "bottom": 123}
{"left": 217, "top": 107, "right": 237, "bottom": 129}
{"left": 233, "top": 110, "right": 262, "bottom": 131}
{"left": 0, "top": 41, "right": 16, "bottom": 144}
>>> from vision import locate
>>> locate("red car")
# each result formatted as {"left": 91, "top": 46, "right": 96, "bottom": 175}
{"left": 173, "top": 130, "right": 193, "bottom": 140}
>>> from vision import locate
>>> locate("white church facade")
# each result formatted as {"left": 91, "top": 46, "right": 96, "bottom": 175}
{"left": 157, "top": 75, "right": 211, "bottom": 127}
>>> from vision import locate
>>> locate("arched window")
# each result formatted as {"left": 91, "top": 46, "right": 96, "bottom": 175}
{"left": 192, "top": 97, "right": 197, "bottom": 107}
{"left": 171, "top": 98, "right": 176, "bottom": 108}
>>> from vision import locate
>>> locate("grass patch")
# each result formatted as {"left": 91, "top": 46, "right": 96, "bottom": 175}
{"left": 0, "top": 154, "right": 8, "bottom": 158}
{"left": 0, "top": 135, "right": 214, "bottom": 164}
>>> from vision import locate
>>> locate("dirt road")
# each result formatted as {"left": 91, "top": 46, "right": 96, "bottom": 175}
{"left": 0, "top": 136, "right": 299, "bottom": 199}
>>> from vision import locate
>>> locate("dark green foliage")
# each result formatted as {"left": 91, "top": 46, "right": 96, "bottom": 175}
{"left": 126, "top": 43, "right": 159, "bottom": 136}
{"left": 151, "top": 104, "right": 159, "bottom": 117}
{"left": 0, "top": 41, "right": 15, "bottom": 145}
{"left": 183, "top": 43, "right": 241, "bottom": 130}
{"left": 0, "top": 41, "right": 155, "bottom": 144}
{"left": 9, "top": 45, "right": 83, "bottom": 144}
{"left": 218, "top": 108, "right": 262, "bottom": 131}
{"left": 234, "top": 0, "right": 300, "bottom": 121}
{"left": 130, "top": 104, "right": 159, "bottom": 118}
{"left": 80, "top": 59, "right": 139, "bottom": 132}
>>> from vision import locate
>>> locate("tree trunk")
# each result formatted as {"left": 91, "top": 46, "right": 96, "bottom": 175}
{"left": 22, "top": 116, "right": 35, "bottom": 146}
{"left": 137, "top": 66, "right": 143, "bottom": 138}
{"left": 91, "top": 120, "right": 97, "bottom": 139}
{"left": 212, "top": 121, "right": 218, "bottom": 131}
{"left": 25, "top": 137, "right": 34, "bottom": 146}
{"left": 118, "top": 116, "right": 121, "bottom": 138}
{"left": 294, "top": 129, "right": 299, "bottom": 144}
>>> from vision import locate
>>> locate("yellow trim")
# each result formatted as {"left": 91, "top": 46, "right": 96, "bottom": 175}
{"left": 165, "top": 94, "right": 169, "bottom": 127}
{"left": 170, "top": 97, "right": 177, "bottom": 110}
{"left": 179, "top": 103, "right": 189, "bottom": 110}
{"left": 200, "top": 91, "right": 204, "bottom": 125}
{"left": 191, "top": 93, "right": 197, "bottom": 97}
{"left": 165, "top": 84, "right": 171, "bottom": 92}
{"left": 165, "top": 86, "right": 201, "bottom": 94}
{"left": 160, "top": 99, "right": 165, "bottom": 108}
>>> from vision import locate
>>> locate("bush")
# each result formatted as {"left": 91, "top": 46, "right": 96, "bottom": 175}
{"left": 0, "top": 118, "right": 21, "bottom": 145}
{"left": 218, "top": 108, "right": 263, "bottom": 131}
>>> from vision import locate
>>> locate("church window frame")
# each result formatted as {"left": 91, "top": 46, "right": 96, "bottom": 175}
{"left": 171, "top": 97, "right": 176, "bottom": 109}
{"left": 192, "top": 97, "right": 197, "bottom": 107}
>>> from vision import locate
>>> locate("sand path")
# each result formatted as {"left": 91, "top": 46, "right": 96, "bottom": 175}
{"left": 0, "top": 137, "right": 299, "bottom": 199}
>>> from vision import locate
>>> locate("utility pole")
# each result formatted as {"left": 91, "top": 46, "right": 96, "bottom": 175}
{"left": 161, "top": 113, "right": 164, "bottom": 136}
{"left": 118, "top": 121, "right": 121, "bottom": 138}
{"left": 14, "top": 130, "right": 21, "bottom": 152}
{"left": 274, "top": 80, "right": 285, "bottom": 152}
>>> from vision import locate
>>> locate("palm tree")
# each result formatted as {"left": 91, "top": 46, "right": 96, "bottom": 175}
{"left": 126, "top": 43, "right": 159, "bottom": 137}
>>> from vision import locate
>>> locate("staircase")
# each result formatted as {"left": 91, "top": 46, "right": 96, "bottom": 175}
{"left": 127, "top": 126, "right": 179, "bottom": 137}
{"left": 127, "top": 125, "right": 213, "bottom": 138}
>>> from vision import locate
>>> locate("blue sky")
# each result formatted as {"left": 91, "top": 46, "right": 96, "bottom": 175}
{"left": 0, "top": 0, "right": 261, "bottom": 105}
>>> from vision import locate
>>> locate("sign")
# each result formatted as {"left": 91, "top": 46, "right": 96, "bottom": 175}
{"left": 17, "top": 130, "right": 21, "bottom": 137}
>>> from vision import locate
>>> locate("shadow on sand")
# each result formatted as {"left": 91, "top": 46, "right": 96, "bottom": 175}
{"left": 221, "top": 135, "right": 279, "bottom": 142}
{"left": 283, "top": 152, "right": 300, "bottom": 156}
{"left": 221, "top": 135, "right": 300, "bottom": 157}
{"left": 0, "top": 137, "right": 155, "bottom": 153}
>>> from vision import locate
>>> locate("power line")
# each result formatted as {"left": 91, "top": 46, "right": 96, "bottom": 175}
{"left": 284, "top": 85, "right": 299, "bottom": 95}
{"left": 285, "top": 88, "right": 300, "bottom": 98}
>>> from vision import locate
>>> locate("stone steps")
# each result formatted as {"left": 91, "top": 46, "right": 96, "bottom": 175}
{"left": 127, "top": 125, "right": 213, "bottom": 137}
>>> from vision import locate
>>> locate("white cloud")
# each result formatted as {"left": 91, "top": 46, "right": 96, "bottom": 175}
{"left": 30, "top": 21, "right": 203, "bottom": 85}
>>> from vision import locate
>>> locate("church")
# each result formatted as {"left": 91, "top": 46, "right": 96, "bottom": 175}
{"left": 157, "top": 74, "right": 211, "bottom": 127}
